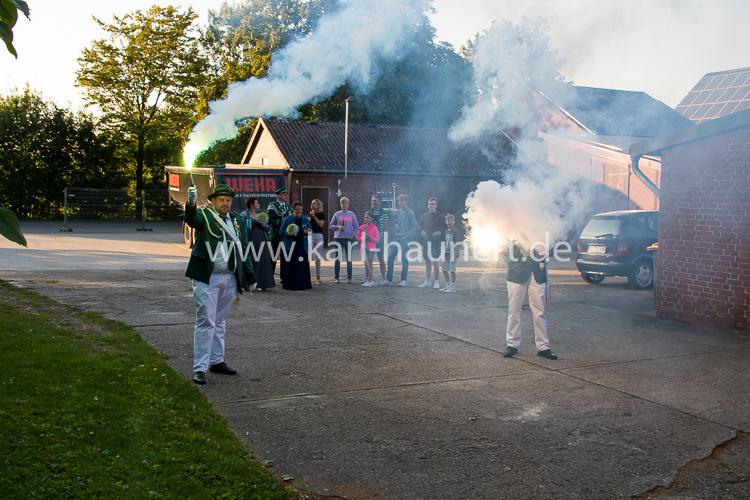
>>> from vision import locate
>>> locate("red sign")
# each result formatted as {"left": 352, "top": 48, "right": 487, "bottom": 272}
{"left": 216, "top": 175, "right": 282, "bottom": 195}
{"left": 168, "top": 173, "right": 180, "bottom": 188}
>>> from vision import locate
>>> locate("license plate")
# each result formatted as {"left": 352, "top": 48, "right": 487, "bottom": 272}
{"left": 588, "top": 245, "right": 606, "bottom": 254}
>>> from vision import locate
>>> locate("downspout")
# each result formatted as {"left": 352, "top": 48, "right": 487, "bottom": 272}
{"left": 630, "top": 154, "right": 660, "bottom": 198}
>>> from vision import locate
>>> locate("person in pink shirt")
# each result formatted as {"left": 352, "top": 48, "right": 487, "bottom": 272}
{"left": 358, "top": 211, "right": 381, "bottom": 287}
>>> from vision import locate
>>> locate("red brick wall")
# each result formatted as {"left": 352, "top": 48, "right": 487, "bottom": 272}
{"left": 655, "top": 127, "right": 750, "bottom": 331}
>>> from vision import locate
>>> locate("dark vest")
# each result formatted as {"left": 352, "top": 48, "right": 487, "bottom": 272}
{"left": 268, "top": 200, "right": 292, "bottom": 241}
{"left": 506, "top": 243, "right": 547, "bottom": 285}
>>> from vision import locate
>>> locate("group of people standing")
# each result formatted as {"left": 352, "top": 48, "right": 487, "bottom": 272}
{"left": 183, "top": 182, "right": 556, "bottom": 386}
{"left": 241, "top": 187, "right": 467, "bottom": 292}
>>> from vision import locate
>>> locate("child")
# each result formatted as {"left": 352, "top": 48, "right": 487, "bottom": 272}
{"left": 358, "top": 211, "right": 381, "bottom": 287}
{"left": 441, "top": 213, "right": 464, "bottom": 292}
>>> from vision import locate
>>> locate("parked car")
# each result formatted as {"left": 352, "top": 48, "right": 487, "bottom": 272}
{"left": 575, "top": 210, "right": 659, "bottom": 289}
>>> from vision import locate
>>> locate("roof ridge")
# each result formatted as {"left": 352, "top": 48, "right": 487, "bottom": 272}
{"left": 263, "top": 118, "right": 447, "bottom": 132}
{"left": 704, "top": 66, "right": 750, "bottom": 77}
{"left": 574, "top": 85, "right": 647, "bottom": 96}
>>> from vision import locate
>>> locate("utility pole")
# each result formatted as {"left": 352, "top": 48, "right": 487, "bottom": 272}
{"left": 344, "top": 97, "right": 350, "bottom": 179}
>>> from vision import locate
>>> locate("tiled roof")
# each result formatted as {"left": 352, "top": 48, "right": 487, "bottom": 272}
{"left": 565, "top": 86, "right": 692, "bottom": 138}
{"left": 259, "top": 119, "right": 515, "bottom": 176}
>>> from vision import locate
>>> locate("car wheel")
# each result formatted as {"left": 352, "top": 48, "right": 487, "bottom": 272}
{"left": 183, "top": 223, "right": 194, "bottom": 248}
{"left": 581, "top": 272, "right": 605, "bottom": 284}
{"left": 628, "top": 260, "right": 653, "bottom": 289}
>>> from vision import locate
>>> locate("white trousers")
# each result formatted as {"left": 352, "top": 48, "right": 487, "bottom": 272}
{"left": 505, "top": 275, "right": 550, "bottom": 351}
{"left": 192, "top": 273, "right": 237, "bottom": 372}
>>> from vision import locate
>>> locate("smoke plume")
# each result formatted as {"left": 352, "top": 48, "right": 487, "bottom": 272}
{"left": 452, "top": 19, "right": 593, "bottom": 254}
{"left": 184, "top": 0, "right": 428, "bottom": 165}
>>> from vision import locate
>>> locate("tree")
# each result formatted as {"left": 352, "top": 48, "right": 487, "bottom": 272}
{"left": 300, "top": 14, "right": 471, "bottom": 129}
{"left": 300, "top": 40, "right": 470, "bottom": 128}
{"left": 194, "top": 120, "right": 256, "bottom": 166}
{"left": 76, "top": 6, "right": 207, "bottom": 215}
{"left": 1, "top": 0, "right": 29, "bottom": 246}
{"left": 0, "top": 0, "right": 29, "bottom": 58}
{"left": 0, "top": 88, "right": 124, "bottom": 220}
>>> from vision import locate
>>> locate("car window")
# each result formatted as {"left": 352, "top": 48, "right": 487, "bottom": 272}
{"left": 646, "top": 214, "right": 659, "bottom": 233}
{"left": 622, "top": 218, "right": 647, "bottom": 238}
{"left": 580, "top": 218, "right": 622, "bottom": 238}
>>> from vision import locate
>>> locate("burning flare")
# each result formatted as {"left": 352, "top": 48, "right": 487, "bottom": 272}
{"left": 470, "top": 226, "right": 505, "bottom": 259}
{"left": 183, "top": 142, "right": 204, "bottom": 169}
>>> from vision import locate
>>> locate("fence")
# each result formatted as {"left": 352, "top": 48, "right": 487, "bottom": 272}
{"left": 61, "top": 187, "right": 181, "bottom": 231}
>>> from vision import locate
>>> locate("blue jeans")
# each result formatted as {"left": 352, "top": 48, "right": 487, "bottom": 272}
{"left": 334, "top": 238, "right": 353, "bottom": 280}
{"left": 386, "top": 238, "right": 410, "bottom": 282}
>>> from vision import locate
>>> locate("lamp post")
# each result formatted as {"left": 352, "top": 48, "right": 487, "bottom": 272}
{"left": 344, "top": 97, "right": 350, "bottom": 179}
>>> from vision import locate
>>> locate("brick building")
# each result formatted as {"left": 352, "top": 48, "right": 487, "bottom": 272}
{"left": 233, "top": 118, "right": 514, "bottom": 223}
{"left": 630, "top": 109, "right": 750, "bottom": 331}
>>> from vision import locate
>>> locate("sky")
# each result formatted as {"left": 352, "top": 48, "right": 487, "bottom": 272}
{"left": 3, "top": 0, "right": 748, "bottom": 110}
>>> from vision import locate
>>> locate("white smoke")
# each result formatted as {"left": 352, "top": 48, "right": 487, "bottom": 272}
{"left": 452, "top": 19, "right": 593, "bottom": 254}
{"left": 184, "top": 0, "right": 428, "bottom": 165}
{"left": 449, "top": 18, "right": 569, "bottom": 142}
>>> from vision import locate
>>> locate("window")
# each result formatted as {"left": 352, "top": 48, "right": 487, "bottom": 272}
{"left": 581, "top": 218, "right": 622, "bottom": 238}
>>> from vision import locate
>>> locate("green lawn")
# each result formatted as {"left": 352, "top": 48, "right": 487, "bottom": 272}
{"left": 0, "top": 281, "right": 290, "bottom": 499}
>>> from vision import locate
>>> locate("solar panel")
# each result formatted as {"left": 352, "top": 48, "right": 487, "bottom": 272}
{"left": 675, "top": 67, "right": 750, "bottom": 123}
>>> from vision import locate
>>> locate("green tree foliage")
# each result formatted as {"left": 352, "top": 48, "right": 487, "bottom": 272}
{"left": 301, "top": 16, "right": 471, "bottom": 128}
{"left": 0, "top": 0, "right": 29, "bottom": 57}
{"left": 76, "top": 6, "right": 207, "bottom": 209}
{"left": 0, "top": 0, "right": 29, "bottom": 245}
{"left": 0, "top": 88, "right": 124, "bottom": 219}
{"left": 194, "top": 120, "right": 256, "bottom": 166}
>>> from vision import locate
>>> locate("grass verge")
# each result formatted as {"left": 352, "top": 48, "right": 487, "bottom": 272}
{"left": 0, "top": 281, "right": 290, "bottom": 499}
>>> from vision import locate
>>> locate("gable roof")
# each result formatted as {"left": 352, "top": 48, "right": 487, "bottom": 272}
{"left": 561, "top": 86, "right": 693, "bottom": 138}
{"left": 243, "top": 119, "right": 515, "bottom": 177}
{"left": 675, "top": 67, "right": 750, "bottom": 123}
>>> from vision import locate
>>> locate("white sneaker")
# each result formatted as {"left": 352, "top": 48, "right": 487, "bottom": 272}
{"left": 361, "top": 281, "right": 369, "bottom": 286}
{"left": 433, "top": 281, "right": 441, "bottom": 290}
{"left": 378, "top": 279, "right": 390, "bottom": 286}
{"left": 444, "top": 283, "right": 456, "bottom": 293}
{"left": 418, "top": 280, "right": 432, "bottom": 288}
{"left": 438, "top": 285, "right": 449, "bottom": 292}
{"left": 398, "top": 280, "right": 408, "bottom": 287}
{"left": 366, "top": 280, "right": 378, "bottom": 287}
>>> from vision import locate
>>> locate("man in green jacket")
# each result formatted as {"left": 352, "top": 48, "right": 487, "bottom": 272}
{"left": 267, "top": 187, "right": 292, "bottom": 280}
{"left": 185, "top": 183, "right": 256, "bottom": 385}
{"left": 503, "top": 242, "right": 557, "bottom": 360}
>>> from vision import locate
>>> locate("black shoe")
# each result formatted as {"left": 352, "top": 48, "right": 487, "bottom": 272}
{"left": 209, "top": 362, "right": 238, "bottom": 375}
{"left": 193, "top": 371, "right": 207, "bottom": 385}
{"left": 503, "top": 346, "right": 518, "bottom": 358}
{"left": 537, "top": 349, "right": 558, "bottom": 360}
